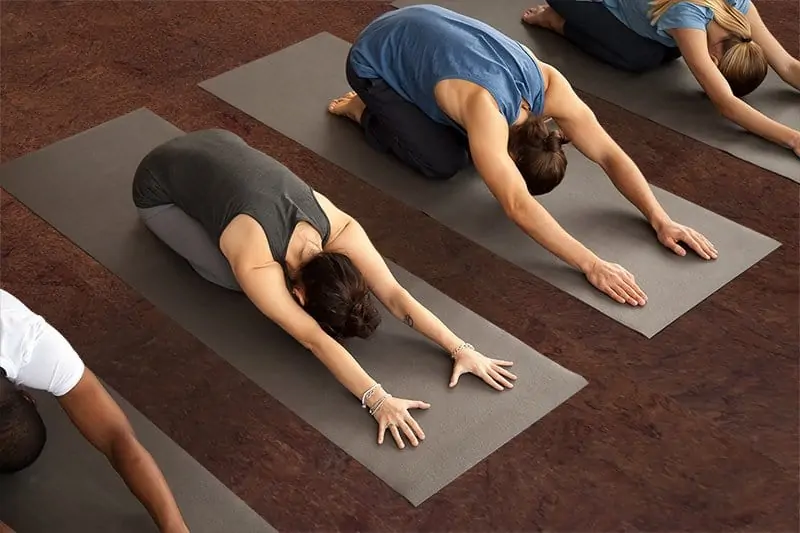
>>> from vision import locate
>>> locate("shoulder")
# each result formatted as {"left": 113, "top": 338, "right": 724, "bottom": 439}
{"left": 656, "top": 1, "right": 711, "bottom": 31}
{"left": 729, "top": 0, "right": 751, "bottom": 14}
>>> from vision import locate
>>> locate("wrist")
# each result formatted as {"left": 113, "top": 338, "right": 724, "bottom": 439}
{"left": 159, "top": 515, "right": 188, "bottom": 533}
{"left": 575, "top": 248, "right": 600, "bottom": 275}
{"left": 648, "top": 211, "right": 672, "bottom": 233}
{"left": 787, "top": 130, "right": 800, "bottom": 151}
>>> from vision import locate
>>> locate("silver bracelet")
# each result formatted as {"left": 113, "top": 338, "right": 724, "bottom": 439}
{"left": 360, "top": 383, "right": 380, "bottom": 408}
{"left": 450, "top": 342, "right": 474, "bottom": 359}
{"left": 369, "top": 393, "right": 392, "bottom": 416}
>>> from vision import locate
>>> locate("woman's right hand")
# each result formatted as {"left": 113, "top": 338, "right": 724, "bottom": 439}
{"left": 585, "top": 258, "right": 647, "bottom": 306}
{"left": 372, "top": 395, "right": 430, "bottom": 449}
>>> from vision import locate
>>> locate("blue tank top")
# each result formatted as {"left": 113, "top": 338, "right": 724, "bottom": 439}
{"left": 602, "top": 0, "right": 751, "bottom": 47}
{"left": 349, "top": 5, "right": 545, "bottom": 129}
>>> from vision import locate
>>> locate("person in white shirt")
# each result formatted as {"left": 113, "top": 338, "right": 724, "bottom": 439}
{"left": 0, "top": 289, "right": 189, "bottom": 533}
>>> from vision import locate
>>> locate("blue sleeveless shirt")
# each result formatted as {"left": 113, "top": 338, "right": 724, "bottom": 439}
{"left": 349, "top": 5, "right": 545, "bottom": 129}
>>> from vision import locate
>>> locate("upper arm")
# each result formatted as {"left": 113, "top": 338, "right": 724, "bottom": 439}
{"left": 746, "top": 3, "right": 797, "bottom": 75}
{"left": 324, "top": 218, "right": 406, "bottom": 313}
{"left": 462, "top": 94, "right": 531, "bottom": 214}
{"left": 542, "top": 67, "right": 626, "bottom": 168}
{"left": 670, "top": 28, "right": 738, "bottom": 107}
{"left": 236, "top": 261, "right": 329, "bottom": 349}
{"left": 57, "top": 369, "right": 135, "bottom": 456}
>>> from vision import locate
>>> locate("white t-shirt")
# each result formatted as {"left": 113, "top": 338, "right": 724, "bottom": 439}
{"left": 0, "top": 289, "right": 85, "bottom": 396}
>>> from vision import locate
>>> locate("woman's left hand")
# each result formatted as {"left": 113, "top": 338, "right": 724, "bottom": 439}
{"left": 449, "top": 347, "right": 517, "bottom": 390}
{"left": 655, "top": 219, "right": 718, "bottom": 260}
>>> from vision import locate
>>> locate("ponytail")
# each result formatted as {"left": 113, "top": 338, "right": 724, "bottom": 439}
{"left": 649, "top": 0, "right": 767, "bottom": 96}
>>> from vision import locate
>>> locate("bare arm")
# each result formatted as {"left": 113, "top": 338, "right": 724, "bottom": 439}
{"left": 463, "top": 92, "right": 599, "bottom": 274}
{"left": 671, "top": 28, "right": 800, "bottom": 149}
{"left": 324, "top": 215, "right": 464, "bottom": 354}
{"left": 221, "top": 216, "right": 376, "bottom": 400}
{"left": 58, "top": 370, "right": 188, "bottom": 533}
{"left": 746, "top": 3, "right": 800, "bottom": 90}
{"left": 542, "top": 66, "right": 672, "bottom": 231}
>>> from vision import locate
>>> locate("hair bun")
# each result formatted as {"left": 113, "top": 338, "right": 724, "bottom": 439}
{"left": 544, "top": 130, "right": 569, "bottom": 152}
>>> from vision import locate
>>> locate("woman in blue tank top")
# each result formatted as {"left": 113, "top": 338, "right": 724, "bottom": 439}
{"left": 330, "top": 5, "right": 717, "bottom": 308}
{"left": 522, "top": 0, "right": 800, "bottom": 155}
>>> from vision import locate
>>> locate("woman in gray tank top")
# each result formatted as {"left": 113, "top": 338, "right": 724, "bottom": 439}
{"left": 132, "top": 129, "right": 517, "bottom": 450}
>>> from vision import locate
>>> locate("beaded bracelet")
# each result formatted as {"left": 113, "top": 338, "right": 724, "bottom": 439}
{"left": 360, "top": 383, "right": 381, "bottom": 408}
{"left": 369, "top": 393, "right": 392, "bottom": 416}
{"left": 450, "top": 342, "right": 474, "bottom": 359}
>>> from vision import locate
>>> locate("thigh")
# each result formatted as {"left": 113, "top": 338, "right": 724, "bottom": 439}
{"left": 346, "top": 54, "right": 470, "bottom": 179}
{"left": 548, "top": 0, "right": 671, "bottom": 71}
{"left": 138, "top": 205, "right": 242, "bottom": 292}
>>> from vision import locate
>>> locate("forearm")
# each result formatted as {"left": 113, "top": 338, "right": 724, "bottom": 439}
{"left": 601, "top": 153, "right": 670, "bottom": 229}
{"left": 108, "top": 435, "right": 187, "bottom": 533}
{"left": 777, "top": 60, "right": 800, "bottom": 90}
{"left": 308, "top": 335, "right": 379, "bottom": 399}
{"left": 387, "top": 289, "right": 464, "bottom": 354}
{"left": 719, "top": 97, "right": 798, "bottom": 147}
{"left": 509, "top": 198, "right": 599, "bottom": 273}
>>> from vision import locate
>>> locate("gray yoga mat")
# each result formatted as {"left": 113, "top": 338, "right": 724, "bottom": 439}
{"left": 0, "top": 108, "right": 588, "bottom": 507}
{"left": 390, "top": 0, "right": 800, "bottom": 181}
{"left": 0, "top": 383, "right": 275, "bottom": 533}
{"left": 197, "top": 33, "right": 781, "bottom": 338}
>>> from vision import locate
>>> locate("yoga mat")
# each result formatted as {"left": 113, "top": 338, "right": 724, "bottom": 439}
{"left": 0, "top": 108, "right": 588, "bottom": 507}
{"left": 197, "top": 33, "right": 781, "bottom": 338}
{"left": 0, "top": 383, "right": 275, "bottom": 533}
{"left": 390, "top": 0, "right": 800, "bottom": 182}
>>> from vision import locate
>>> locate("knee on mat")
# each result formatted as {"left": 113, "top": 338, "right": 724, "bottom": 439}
{"left": 421, "top": 151, "right": 470, "bottom": 181}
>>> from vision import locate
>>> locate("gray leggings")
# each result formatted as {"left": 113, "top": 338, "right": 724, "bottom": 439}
{"left": 137, "top": 204, "right": 242, "bottom": 292}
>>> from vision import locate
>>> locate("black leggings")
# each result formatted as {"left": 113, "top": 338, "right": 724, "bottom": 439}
{"left": 345, "top": 53, "right": 471, "bottom": 181}
{"left": 547, "top": 0, "right": 682, "bottom": 73}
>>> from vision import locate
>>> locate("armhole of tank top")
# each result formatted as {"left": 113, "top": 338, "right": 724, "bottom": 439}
{"left": 307, "top": 188, "right": 333, "bottom": 245}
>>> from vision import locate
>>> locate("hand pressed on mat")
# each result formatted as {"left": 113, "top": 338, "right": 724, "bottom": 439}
{"left": 585, "top": 259, "right": 648, "bottom": 306}
{"left": 449, "top": 346, "right": 517, "bottom": 391}
{"left": 655, "top": 219, "right": 719, "bottom": 261}
{"left": 368, "top": 386, "right": 430, "bottom": 450}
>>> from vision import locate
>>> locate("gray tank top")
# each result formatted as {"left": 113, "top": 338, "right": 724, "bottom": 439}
{"left": 132, "top": 129, "right": 331, "bottom": 267}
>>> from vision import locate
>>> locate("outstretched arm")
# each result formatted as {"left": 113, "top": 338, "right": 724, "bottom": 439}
{"left": 324, "top": 214, "right": 516, "bottom": 390}
{"left": 671, "top": 28, "right": 800, "bottom": 152}
{"left": 747, "top": 3, "right": 800, "bottom": 90}
{"left": 543, "top": 66, "right": 717, "bottom": 260}
{"left": 464, "top": 91, "right": 648, "bottom": 306}
{"left": 222, "top": 214, "right": 431, "bottom": 448}
{"left": 58, "top": 369, "right": 188, "bottom": 533}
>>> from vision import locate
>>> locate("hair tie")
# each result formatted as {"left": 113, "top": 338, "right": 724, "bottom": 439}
{"left": 741, "top": 37, "right": 752, "bottom": 43}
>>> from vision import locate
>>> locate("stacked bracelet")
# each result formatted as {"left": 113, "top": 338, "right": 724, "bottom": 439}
{"left": 361, "top": 383, "right": 381, "bottom": 408}
{"left": 450, "top": 342, "right": 474, "bottom": 359}
{"left": 369, "top": 393, "right": 392, "bottom": 416}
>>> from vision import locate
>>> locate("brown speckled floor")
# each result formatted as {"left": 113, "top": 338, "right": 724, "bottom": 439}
{"left": 1, "top": 1, "right": 798, "bottom": 531}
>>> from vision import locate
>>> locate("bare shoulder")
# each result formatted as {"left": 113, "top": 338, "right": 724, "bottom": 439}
{"left": 219, "top": 214, "right": 275, "bottom": 271}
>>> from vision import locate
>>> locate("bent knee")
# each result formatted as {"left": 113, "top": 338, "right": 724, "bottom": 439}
{"left": 420, "top": 150, "right": 470, "bottom": 181}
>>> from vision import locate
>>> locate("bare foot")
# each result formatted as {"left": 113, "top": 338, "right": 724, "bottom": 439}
{"left": 327, "top": 91, "right": 366, "bottom": 124}
{"left": 521, "top": 5, "right": 565, "bottom": 34}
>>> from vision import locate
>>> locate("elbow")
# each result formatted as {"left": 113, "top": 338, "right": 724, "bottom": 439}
{"left": 712, "top": 95, "right": 740, "bottom": 120}
{"left": 503, "top": 194, "right": 530, "bottom": 221}
{"left": 105, "top": 428, "right": 140, "bottom": 465}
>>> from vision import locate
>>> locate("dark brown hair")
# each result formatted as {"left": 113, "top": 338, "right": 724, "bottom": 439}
{"left": 508, "top": 115, "right": 569, "bottom": 196}
{"left": 296, "top": 251, "right": 381, "bottom": 340}
{"left": 0, "top": 373, "right": 47, "bottom": 474}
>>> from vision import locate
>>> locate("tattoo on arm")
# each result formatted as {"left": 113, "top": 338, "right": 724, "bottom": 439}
{"left": 403, "top": 314, "right": 414, "bottom": 328}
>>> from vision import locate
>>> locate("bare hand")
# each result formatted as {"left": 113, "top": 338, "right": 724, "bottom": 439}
{"left": 655, "top": 220, "right": 718, "bottom": 260}
{"left": 373, "top": 395, "right": 430, "bottom": 449}
{"left": 449, "top": 347, "right": 517, "bottom": 391}
{"left": 585, "top": 259, "right": 647, "bottom": 306}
